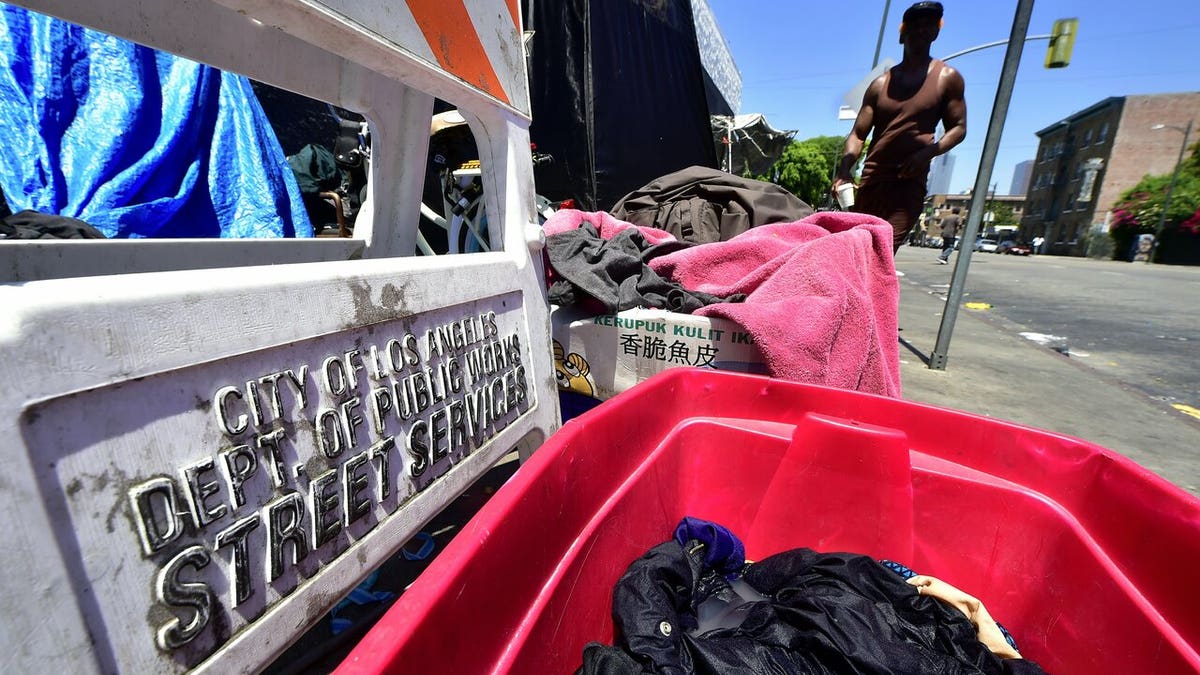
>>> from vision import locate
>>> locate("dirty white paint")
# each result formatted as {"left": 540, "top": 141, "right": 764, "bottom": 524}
{"left": 0, "top": 1, "right": 556, "bottom": 673}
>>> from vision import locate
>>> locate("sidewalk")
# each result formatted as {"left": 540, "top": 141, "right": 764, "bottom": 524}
{"left": 896, "top": 277, "right": 1200, "bottom": 496}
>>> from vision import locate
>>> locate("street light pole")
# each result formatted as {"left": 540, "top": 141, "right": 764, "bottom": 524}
{"left": 1150, "top": 120, "right": 1193, "bottom": 264}
{"left": 929, "top": 0, "right": 1034, "bottom": 370}
{"left": 872, "top": 0, "right": 892, "bottom": 69}
{"left": 941, "top": 35, "right": 1052, "bottom": 62}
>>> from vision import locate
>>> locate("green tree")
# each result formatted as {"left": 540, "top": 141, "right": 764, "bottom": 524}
{"left": 1183, "top": 139, "right": 1200, "bottom": 175}
{"left": 984, "top": 201, "right": 1018, "bottom": 228}
{"left": 766, "top": 135, "right": 848, "bottom": 206}
{"left": 1108, "top": 163, "right": 1200, "bottom": 261}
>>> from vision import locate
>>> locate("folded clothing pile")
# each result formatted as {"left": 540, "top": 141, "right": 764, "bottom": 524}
{"left": 542, "top": 208, "right": 901, "bottom": 397}
{"left": 577, "top": 517, "right": 1049, "bottom": 675}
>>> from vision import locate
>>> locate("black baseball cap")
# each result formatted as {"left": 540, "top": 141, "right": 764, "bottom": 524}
{"left": 903, "top": 1, "right": 944, "bottom": 23}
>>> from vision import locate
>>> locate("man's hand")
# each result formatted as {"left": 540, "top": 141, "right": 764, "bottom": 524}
{"left": 831, "top": 177, "right": 855, "bottom": 199}
{"left": 899, "top": 143, "right": 939, "bottom": 178}
{"left": 907, "top": 575, "right": 1023, "bottom": 660}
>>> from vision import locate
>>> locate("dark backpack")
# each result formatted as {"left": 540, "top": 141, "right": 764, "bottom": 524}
{"left": 609, "top": 165, "right": 813, "bottom": 244}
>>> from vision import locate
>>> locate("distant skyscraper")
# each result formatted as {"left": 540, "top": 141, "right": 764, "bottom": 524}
{"left": 927, "top": 153, "right": 954, "bottom": 195}
{"left": 1010, "top": 160, "right": 1034, "bottom": 195}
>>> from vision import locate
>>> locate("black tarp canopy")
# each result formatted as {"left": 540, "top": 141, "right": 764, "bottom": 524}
{"left": 525, "top": 0, "right": 719, "bottom": 211}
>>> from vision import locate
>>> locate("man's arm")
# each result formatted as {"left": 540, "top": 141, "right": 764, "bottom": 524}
{"left": 899, "top": 64, "right": 967, "bottom": 177}
{"left": 833, "top": 76, "right": 881, "bottom": 191}
{"left": 937, "top": 65, "right": 967, "bottom": 153}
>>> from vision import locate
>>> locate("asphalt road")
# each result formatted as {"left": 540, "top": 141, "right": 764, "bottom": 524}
{"left": 894, "top": 245, "right": 1200, "bottom": 414}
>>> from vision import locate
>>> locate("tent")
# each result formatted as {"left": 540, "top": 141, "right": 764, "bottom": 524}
{"left": 712, "top": 113, "right": 798, "bottom": 178}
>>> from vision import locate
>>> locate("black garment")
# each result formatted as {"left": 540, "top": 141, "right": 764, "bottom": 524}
{"left": 546, "top": 221, "right": 743, "bottom": 314}
{"left": 286, "top": 144, "right": 344, "bottom": 195}
{"left": 610, "top": 165, "right": 813, "bottom": 244}
{"left": 0, "top": 210, "right": 106, "bottom": 239}
{"left": 578, "top": 542, "right": 1049, "bottom": 675}
{"left": 286, "top": 144, "right": 355, "bottom": 234}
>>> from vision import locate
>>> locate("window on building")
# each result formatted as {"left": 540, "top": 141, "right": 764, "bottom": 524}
{"left": 1083, "top": 129, "right": 1093, "bottom": 146}
{"left": 1098, "top": 123, "right": 1109, "bottom": 144}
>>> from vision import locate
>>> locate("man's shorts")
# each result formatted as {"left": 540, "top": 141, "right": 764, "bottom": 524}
{"left": 853, "top": 178, "right": 926, "bottom": 250}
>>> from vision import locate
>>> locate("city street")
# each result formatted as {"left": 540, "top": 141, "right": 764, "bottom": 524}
{"left": 895, "top": 244, "right": 1200, "bottom": 417}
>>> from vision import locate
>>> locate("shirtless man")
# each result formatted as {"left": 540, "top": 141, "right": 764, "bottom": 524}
{"left": 833, "top": 1, "right": 967, "bottom": 252}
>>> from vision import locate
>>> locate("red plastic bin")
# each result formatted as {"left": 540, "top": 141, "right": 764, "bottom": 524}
{"left": 339, "top": 368, "right": 1200, "bottom": 674}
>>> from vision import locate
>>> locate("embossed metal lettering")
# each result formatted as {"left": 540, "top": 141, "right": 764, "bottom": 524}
{"left": 343, "top": 349, "right": 365, "bottom": 391}
{"left": 369, "top": 386, "right": 392, "bottom": 436}
{"left": 406, "top": 420, "right": 429, "bottom": 477}
{"left": 130, "top": 477, "right": 184, "bottom": 555}
{"left": 213, "top": 515, "right": 261, "bottom": 607}
{"left": 266, "top": 492, "right": 309, "bottom": 582}
{"left": 155, "top": 546, "right": 214, "bottom": 651}
{"left": 220, "top": 444, "right": 258, "bottom": 508}
{"left": 103, "top": 307, "right": 534, "bottom": 659}
{"left": 315, "top": 408, "right": 344, "bottom": 459}
{"left": 322, "top": 355, "right": 349, "bottom": 398}
{"left": 215, "top": 385, "right": 248, "bottom": 436}
{"left": 308, "top": 470, "right": 341, "bottom": 550}
{"left": 339, "top": 397, "right": 364, "bottom": 448}
{"left": 181, "top": 457, "right": 228, "bottom": 529}
{"left": 369, "top": 436, "right": 396, "bottom": 501}
{"left": 245, "top": 379, "right": 266, "bottom": 428}
{"left": 342, "top": 450, "right": 371, "bottom": 527}
{"left": 256, "top": 428, "right": 288, "bottom": 490}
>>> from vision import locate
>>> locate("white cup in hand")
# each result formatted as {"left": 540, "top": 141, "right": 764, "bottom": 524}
{"left": 836, "top": 183, "right": 856, "bottom": 209}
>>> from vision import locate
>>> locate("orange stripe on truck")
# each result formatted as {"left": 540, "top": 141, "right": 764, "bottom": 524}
{"left": 408, "top": 0, "right": 509, "bottom": 104}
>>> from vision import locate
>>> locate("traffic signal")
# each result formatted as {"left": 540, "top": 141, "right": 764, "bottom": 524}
{"left": 1045, "top": 18, "right": 1078, "bottom": 68}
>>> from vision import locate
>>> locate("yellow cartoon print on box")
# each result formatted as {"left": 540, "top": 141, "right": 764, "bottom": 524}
{"left": 553, "top": 339, "right": 595, "bottom": 397}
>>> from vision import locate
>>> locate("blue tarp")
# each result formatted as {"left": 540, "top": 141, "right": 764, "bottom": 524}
{"left": 0, "top": 5, "right": 312, "bottom": 238}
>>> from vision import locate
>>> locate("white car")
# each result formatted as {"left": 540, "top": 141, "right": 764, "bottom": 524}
{"left": 976, "top": 238, "right": 999, "bottom": 253}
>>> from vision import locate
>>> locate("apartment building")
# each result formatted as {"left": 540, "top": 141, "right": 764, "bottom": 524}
{"left": 1020, "top": 92, "right": 1200, "bottom": 255}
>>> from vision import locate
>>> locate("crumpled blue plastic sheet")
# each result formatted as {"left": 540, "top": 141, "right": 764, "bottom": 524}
{"left": 0, "top": 4, "right": 312, "bottom": 238}
{"left": 330, "top": 570, "right": 396, "bottom": 636}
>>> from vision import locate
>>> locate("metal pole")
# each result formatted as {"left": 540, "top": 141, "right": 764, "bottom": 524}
{"left": 1150, "top": 119, "right": 1192, "bottom": 264}
{"left": 727, "top": 116, "right": 734, "bottom": 173}
{"left": 941, "top": 35, "right": 1050, "bottom": 62}
{"left": 872, "top": 0, "right": 892, "bottom": 68}
{"left": 929, "top": 0, "right": 1035, "bottom": 370}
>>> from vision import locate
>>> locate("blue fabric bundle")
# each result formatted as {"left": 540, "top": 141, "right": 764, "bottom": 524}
{"left": 0, "top": 5, "right": 311, "bottom": 238}
{"left": 673, "top": 515, "right": 746, "bottom": 579}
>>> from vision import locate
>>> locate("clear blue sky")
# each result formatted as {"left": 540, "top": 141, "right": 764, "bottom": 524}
{"left": 706, "top": 0, "right": 1200, "bottom": 195}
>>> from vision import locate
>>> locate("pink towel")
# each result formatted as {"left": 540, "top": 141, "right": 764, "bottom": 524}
{"left": 649, "top": 211, "right": 901, "bottom": 397}
{"left": 543, "top": 209, "right": 678, "bottom": 244}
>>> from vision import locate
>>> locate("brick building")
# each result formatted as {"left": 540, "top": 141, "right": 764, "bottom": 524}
{"left": 921, "top": 192, "right": 1026, "bottom": 244}
{"left": 1020, "top": 92, "right": 1200, "bottom": 256}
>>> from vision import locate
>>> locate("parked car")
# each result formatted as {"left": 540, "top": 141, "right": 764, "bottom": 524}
{"left": 997, "top": 241, "right": 1032, "bottom": 255}
{"left": 975, "top": 238, "right": 998, "bottom": 253}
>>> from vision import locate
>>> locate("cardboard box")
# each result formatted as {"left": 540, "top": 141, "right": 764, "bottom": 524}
{"left": 550, "top": 305, "right": 767, "bottom": 401}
